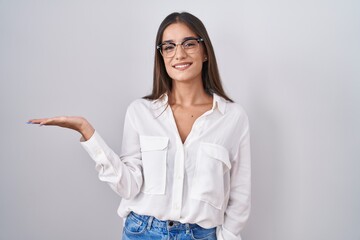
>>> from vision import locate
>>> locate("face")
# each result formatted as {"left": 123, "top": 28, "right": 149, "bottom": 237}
{"left": 161, "top": 23, "right": 207, "bottom": 84}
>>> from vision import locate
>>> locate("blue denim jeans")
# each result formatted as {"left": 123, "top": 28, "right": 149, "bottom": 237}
{"left": 122, "top": 211, "right": 217, "bottom": 240}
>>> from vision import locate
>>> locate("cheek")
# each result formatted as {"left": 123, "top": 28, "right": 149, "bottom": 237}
{"left": 164, "top": 61, "right": 173, "bottom": 75}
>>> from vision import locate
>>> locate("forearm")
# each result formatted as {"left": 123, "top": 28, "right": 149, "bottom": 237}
{"left": 80, "top": 131, "right": 143, "bottom": 199}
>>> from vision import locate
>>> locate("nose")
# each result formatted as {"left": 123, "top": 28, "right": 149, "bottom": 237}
{"left": 174, "top": 44, "right": 187, "bottom": 60}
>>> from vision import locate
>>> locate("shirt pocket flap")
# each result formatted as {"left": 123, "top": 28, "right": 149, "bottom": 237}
{"left": 201, "top": 142, "right": 231, "bottom": 170}
{"left": 140, "top": 136, "right": 169, "bottom": 152}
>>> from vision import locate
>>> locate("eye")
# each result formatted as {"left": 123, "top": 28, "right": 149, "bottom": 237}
{"left": 183, "top": 40, "right": 197, "bottom": 48}
{"left": 162, "top": 44, "right": 175, "bottom": 52}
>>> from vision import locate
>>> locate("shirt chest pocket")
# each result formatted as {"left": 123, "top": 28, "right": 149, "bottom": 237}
{"left": 140, "top": 136, "right": 169, "bottom": 195}
{"left": 191, "top": 142, "right": 232, "bottom": 210}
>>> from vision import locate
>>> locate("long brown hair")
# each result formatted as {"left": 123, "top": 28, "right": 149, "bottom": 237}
{"left": 143, "top": 12, "right": 233, "bottom": 102}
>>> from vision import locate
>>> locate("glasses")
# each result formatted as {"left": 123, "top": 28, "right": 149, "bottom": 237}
{"left": 157, "top": 37, "right": 204, "bottom": 58}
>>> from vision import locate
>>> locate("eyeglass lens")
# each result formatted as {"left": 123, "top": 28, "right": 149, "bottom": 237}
{"left": 161, "top": 39, "right": 200, "bottom": 57}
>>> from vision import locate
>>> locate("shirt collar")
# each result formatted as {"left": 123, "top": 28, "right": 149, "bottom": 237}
{"left": 152, "top": 92, "right": 227, "bottom": 115}
{"left": 212, "top": 92, "right": 227, "bottom": 115}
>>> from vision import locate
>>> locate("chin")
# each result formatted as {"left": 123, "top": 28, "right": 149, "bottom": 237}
{"left": 171, "top": 75, "right": 198, "bottom": 83}
{"left": 169, "top": 71, "right": 202, "bottom": 83}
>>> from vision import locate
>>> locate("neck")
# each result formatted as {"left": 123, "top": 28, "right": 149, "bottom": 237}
{"left": 169, "top": 79, "right": 212, "bottom": 106}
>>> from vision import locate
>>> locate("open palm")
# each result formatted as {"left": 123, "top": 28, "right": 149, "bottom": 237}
{"left": 28, "top": 116, "right": 95, "bottom": 140}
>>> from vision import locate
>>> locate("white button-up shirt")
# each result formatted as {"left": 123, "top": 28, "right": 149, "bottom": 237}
{"left": 80, "top": 93, "right": 251, "bottom": 240}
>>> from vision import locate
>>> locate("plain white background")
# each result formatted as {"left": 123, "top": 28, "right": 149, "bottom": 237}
{"left": 1, "top": 0, "right": 359, "bottom": 239}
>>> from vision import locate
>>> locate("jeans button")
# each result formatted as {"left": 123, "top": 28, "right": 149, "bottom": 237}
{"left": 169, "top": 221, "right": 174, "bottom": 226}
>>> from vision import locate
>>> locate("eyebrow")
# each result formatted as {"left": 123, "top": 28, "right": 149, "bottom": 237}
{"left": 162, "top": 36, "right": 198, "bottom": 44}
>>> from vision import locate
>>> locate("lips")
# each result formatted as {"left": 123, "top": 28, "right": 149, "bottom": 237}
{"left": 172, "top": 62, "right": 192, "bottom": 70}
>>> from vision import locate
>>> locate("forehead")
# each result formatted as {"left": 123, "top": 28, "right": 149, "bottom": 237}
{"left": 162, "top": 23, "right": 197, "bottom": 42}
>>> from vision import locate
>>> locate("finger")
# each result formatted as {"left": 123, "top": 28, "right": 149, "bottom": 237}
{"left": 28, "top": 118, "right": 59, "bottom": 126}
{"left": 39, "top": 118, "right": 58, "bottom": 126}
{"left": 27, "top": 118, "right": 49, "bottom": 124}
{"left": 42, "top": 116, "right": 71, "bottom": 126}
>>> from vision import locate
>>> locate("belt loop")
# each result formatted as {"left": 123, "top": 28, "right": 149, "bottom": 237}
{"left": 147, "top": 216, "right": 154, "bottom": 230}
{"left": 185, "top": 223, "right": 190, "bottom": 234}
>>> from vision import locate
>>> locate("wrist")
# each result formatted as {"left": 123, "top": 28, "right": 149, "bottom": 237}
{"left": 78, "top": 118, "right": 95, "bottom": 141}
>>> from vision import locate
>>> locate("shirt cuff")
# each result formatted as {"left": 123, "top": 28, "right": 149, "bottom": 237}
{"left": 216, "top": 225, "right": 241, "bottom": 240}
{"left": 80, "top": 130, "right": 110, "bottom": 163}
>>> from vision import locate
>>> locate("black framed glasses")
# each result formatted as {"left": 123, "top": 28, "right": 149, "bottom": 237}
{"left": 157, "top": 37, "right": 204, "bottom": 58}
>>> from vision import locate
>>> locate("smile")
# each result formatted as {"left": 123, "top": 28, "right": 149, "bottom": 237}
{"left": 172, "top": 62, "right": 192, "bottom": 70}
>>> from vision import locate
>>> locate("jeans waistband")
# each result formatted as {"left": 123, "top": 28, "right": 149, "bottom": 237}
{"left": 128, "top": 211, "right": 199, "bottom": 231}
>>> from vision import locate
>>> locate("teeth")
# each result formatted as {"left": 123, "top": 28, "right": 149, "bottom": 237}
{"left": 174, "top": 64, "right": 190, "bottom": 69}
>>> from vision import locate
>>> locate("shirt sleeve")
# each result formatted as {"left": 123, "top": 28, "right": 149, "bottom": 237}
{"left": 216, "top": 116, "right": 251, "bottom": 240}
{"left": 80, "top": 107, "right": 143, "bottom": 199}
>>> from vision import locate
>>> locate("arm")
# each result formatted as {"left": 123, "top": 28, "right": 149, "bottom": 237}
{"left": 217, "top": 119, "right": 251, "bottom": 240}
{"left": 80, "top": 109, "right": 143, "bottom": 199}
{"left": 28, "top": 110, "right": 143, "bottom": 199}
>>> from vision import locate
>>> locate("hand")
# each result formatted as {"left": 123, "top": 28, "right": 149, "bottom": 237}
{"left": 27, "top": 116, "right": 95, "bottom": 141}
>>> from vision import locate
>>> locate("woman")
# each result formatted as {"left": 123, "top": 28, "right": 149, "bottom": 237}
{"left": 28, "top": 12, "right": 251, "bottom": 240}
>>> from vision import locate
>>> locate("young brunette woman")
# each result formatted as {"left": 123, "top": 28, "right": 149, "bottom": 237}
{"left": 28, "top": 12, "right": 251, "bottom": 240}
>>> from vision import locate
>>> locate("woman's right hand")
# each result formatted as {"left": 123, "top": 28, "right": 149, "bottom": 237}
{"left": 27, "top": 116, "right": 95, "bottom": 141}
